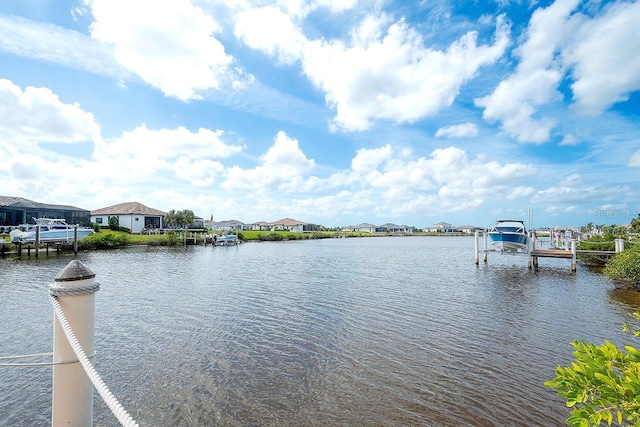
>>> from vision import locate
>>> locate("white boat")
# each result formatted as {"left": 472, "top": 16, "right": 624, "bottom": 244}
{"left": 488, "top": 220, "right": 529, "bottom": 252}
{"left": 9, "top": 218, "right": 93, "bottom": 244}
{"left": 214, "top": 234, "right": 240, "bottom": 246}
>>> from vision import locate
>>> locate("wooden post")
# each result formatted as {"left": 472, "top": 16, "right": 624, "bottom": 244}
{"left": 483, "top": 232, "right": 488, "bottom": 262}
{"left": 51, "top": 260, "right": 97, "bottom": 426}
{"left": 571, "top": 240, "right": 577, "bottom": 272}
{"left": 74, "top": 226, "right": 78, "bottom": 255}
{"left": 35, "top": 225, "right": 40, "bottom": 258}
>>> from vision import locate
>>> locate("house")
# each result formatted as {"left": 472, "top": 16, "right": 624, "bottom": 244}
{"left": 343, "top": 223, "right": 379, "bottom": 233}
{"left": 210, "top": 220, "right": 244, "bottom": 232}
{"left": 424, "top": 222, "right": 457, "bottom": 233}
{"left": 249, "top": 218, "right": 316, "bottom": 233}
{"left": 271, "top": 218, "right": 307, "bottom": 233}
{"left": 379, "top": 223, "right": 413, "bottom": 234}
{"left": 91, "top": 202, "right": 165, "bottom": 234}
{"left": 0, "top": 196, "right": 90, "bottom": 227}
{"left": 458, "top": 225, "right": 485, "bottom": 234}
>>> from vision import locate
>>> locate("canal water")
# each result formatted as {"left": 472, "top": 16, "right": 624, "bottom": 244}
{"left": 1, "top": 237, "right": 638, "bottom": 426}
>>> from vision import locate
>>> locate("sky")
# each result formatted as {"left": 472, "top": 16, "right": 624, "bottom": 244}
{"left": 0, "top": 0, "right": 639, "bottom": 229}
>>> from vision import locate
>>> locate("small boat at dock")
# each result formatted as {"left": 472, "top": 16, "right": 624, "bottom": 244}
{"left": 488, "top": 220, "right": 529, "bottom": 252}
{"left": 9, "top": 218, "right": 93, "bottom": 244}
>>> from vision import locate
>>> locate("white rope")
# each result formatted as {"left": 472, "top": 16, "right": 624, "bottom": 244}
{"left": 49, "top": 294, "right": 139, "bottom": 427}
{"left": 0, "top": 351, "right": 96, "bottom": 367}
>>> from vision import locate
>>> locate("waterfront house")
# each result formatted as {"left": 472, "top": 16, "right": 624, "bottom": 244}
{"left": 344, "top": 223, "right": 379, "bottom": 233}
{"left": 91, "top": 202, "right": 165, "bottom": 234}
{"left": 249, "top": 218, "right": 317, "bottom": 233}
{"left": 380, "top": 223, "right": 413, "bottom": 234}
{"left": 210, "top": 220, "right": 244, "bottom": 232}
{"left": 458, "top": 225, "right": 485, "bottom": 234}
{"left": 424, "top": 222, "right": 456, "bottom": 233}
{"left": 0, "top": 195, "right": 90, "bottom": 227}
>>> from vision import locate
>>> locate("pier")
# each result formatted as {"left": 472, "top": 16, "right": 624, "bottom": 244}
{"left": 474, "top": 230, "right": 622, "bottom": 271}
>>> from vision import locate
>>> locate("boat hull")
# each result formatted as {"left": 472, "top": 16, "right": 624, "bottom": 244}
{"left": 488, "top": 232, "right": 529, "bottom": 252}
{"left": 10, "top": 228, "right": 93, "bottom": 244}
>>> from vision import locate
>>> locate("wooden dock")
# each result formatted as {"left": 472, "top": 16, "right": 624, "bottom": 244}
{"left": 474, "top": 231, "right": 622, "bottom": 272}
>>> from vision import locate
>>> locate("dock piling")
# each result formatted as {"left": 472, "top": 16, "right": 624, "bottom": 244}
{"left": 50, "top": 260, "right": 98, "bottom": 426}
{"left": 474, "top": 231, "right": 479, "bottom": 265}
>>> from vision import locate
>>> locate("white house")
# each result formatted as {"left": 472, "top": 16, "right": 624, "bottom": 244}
{"left": 91, "top": 201, "right": 165, "bottom": 234}
{"left": 424, "top": 222, "right": 456, "bottom": 233}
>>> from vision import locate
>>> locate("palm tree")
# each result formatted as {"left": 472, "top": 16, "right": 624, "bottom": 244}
{"left": 176, "top": 209, "right": 195, "bottom": 245}
{"left": 164, "top": 210, "right": 178, "bottom": 230}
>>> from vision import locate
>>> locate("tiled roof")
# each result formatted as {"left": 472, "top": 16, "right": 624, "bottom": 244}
{"left": 91, "top": 202, "right": 165, "bottom": 216}
{"left": 0, "top": 196, "right": 88, "bottom": 211}
{"left": 272, "top": 218, "right": 306, "bottom": 226}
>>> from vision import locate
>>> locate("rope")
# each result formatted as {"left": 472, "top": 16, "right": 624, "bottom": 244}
{"left": 0, "top": 352, "right": 96, "bottom": 367}
{"left": 49, "top": 294, "right": 139, "bottom": 427}
{"left": 49, "top": 282, "right": 100, "bottom": 297}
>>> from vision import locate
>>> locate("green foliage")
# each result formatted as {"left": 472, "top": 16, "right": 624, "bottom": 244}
{"left": 82, "top": 232, "right": 130, "bottom": 249}
{"left": 165, "top": 231, "right": 180, "bottom": 246}
{"left": 604, "top": 244, "right": 640, "bottom": 288}
{"left": 91, "top": 222, "right": 101, "bottom": 232}
{"left": 546, "top": 314, "right": 640, "bottom": 426}
{"left": 108, "top": 216, "right": 120, "bottom": 231}
{"left": 578, "top": 234, "right": 617, "bottom": 266}
{"left": 631, "top": 215, "right": 640, "bottom": 234}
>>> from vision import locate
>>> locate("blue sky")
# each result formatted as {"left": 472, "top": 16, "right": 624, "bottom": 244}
{"left": 0, "top": 0, "right": 638, "bottom": 228}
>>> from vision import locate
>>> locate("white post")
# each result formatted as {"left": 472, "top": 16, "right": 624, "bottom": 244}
{"left": 474, "top": 230, "right": 479, "bottom": 265}
{"left": 51, "top": 260, "right": 97, "bottom": 427}
{"left": 571, "top": 240, "right": 577, "bottom": 272}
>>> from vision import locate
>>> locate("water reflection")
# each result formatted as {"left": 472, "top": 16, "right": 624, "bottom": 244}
{"left": 0, "top": 237, "right": 634, "bottom": 426}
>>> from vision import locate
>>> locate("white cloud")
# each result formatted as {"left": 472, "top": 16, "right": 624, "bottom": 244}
{"left": 475, "top": 0, "right": 579, "bottom": 143}
{"left": 629, "top": 150, "right": 640, "bottom": 168}
{"left": 87, "top": 0, "right": 236, "bottom": 100}
{"left": 305, "top": 15, "right": 510, "bottom": 131}
{"left": 351, "top": 145, "right": 393, "bottom": 172}
{"left": 476, "top": 0, "right": 640, "bottom": 143}
{"left": 234, "top": 6, "right": 306, "bottom": 64}
{"left": 532, "top": 185, "right": 629, "bottom": 204}
{"left": 435, "top": 122, "right": 479, "bottom": 138}
{"left": 98, "top": 124, "right": 242, "bottom": 161}
{"left": 0, "top": 79, "right": 100, "bottom": 144}
{"left": 0, "top": 15, "right": 124, "bottom": 78}
{"left": 234, "top": 4, "right": 509, "bottom": 131}
{"left": 565, "top": 1, "right": 640, "bottom": 115}
{"left": 223, "top": 131, "right": 315, "bottom": 191}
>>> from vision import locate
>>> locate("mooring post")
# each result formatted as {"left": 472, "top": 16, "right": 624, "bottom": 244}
{"left": 483, "top": 231, "right": 488, "bottom": 262}
{"left": 474, "top": 230, "right": 479, "bottom": 265}
{"left": 571, "top": 240, "right": 577, "bottom": 272}
{"left": 74, "top": 225, "right": 79, "bottom": 255}
{"left": 50, "top": 260, "right": 98, "bottom": 426}
{"left": 35, "top": 225, "right": 40, "bottom": 258}
{"left": 615, "top": 238, "right": 624, "bottom": 253}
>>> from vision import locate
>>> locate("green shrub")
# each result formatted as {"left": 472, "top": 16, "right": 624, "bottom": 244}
{"left": 82, "top": 233, "right": 130, "bottom": 249}
{"left": 165, "top": 231, "right": 180, "bottom": 246}
{"left": 604, "top": 244, "right": 640, "bottom": 288}
{"left": 578, "top": 234, "right": 617, "bottom": 266}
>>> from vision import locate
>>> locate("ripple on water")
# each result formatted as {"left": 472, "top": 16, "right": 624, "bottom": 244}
{"left": 0, "top": 238, "right": 631, "bottom": 426}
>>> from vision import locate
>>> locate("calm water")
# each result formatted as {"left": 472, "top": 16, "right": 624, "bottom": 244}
{"left": 1, "top": 237, "right": 639, "bottom": 426}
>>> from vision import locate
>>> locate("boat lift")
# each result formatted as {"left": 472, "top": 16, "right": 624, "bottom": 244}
{"left": 473, "top": 230, "right": 623, "bottom": 272}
